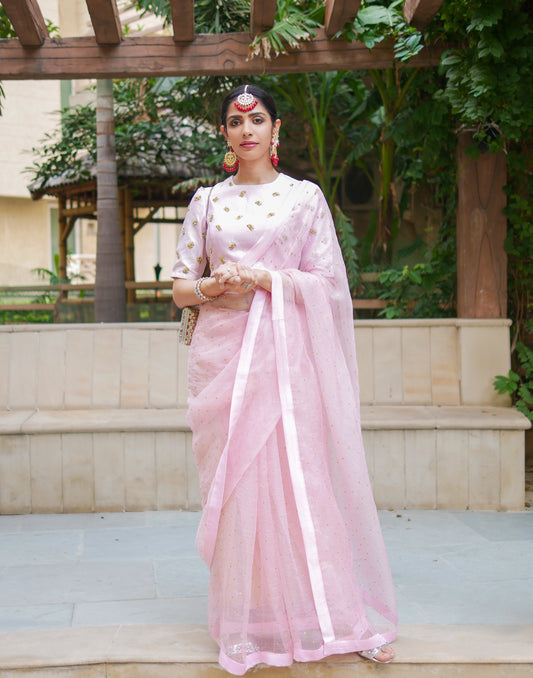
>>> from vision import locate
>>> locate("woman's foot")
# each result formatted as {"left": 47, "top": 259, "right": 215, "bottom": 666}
{"left": 357, "top": 645, "right": 395, "bottom": 663}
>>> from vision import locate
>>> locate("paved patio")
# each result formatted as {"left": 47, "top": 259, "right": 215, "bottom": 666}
{"left": 0, "top": 508, "right": 531, "bottom": 632}
{"left": 0, "top": 507, "right": 532, "bottom": 676}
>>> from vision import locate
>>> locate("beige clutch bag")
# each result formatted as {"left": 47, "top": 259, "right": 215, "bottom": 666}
{"left": 178, "top": 305, "right": 199, "bottom": 345}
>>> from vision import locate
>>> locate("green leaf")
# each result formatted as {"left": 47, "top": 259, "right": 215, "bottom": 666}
{"left": 518, "top": 383, "right": 533, "bottom": 405}
{"left": 356, "top": 6, "right": 393, "bottom": 26}
{"left": 516, "top": 400, "right": 533, "bottom": 421}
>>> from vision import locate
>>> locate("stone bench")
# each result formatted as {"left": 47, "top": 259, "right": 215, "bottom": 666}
{"left": 0, "top": 320, "right": 530, "bottom": 513}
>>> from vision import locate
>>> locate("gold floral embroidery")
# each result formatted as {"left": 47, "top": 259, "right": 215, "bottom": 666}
{"left": 193, "top": 195, "right": 201, "bottom": 201}
{"left": 310, "top": 228, "right": 317, "bottom": 235}
{"left": 182, "top": 267, "right": 189, "bottom": 273}
{"left": 246, "top": 224, "right": 254, "bottom": 231}
{"left": 192, "top": 219, "right": 198, "bottom": 225}
{"left": 216, "top": 224, "right": 222, "bottom": 231}
{"left": 224, "top": 206, "right": 230, "bottom": 212}
{"left": 187, "top": 242, "right": 194, "bottom": 249}
{"left": 209, "top": 215, "right": 214, "bottom": 221}
{"left": 272, "top": 192, "right": 280, "bottom": 197}
{"left": 213, "top": 196, "right": 219, "bottom": 202}
{"left": 219, "top": 257, "right": 225, "bottom": 263}
{"left": 229, "top": 243, "right": 236, "bottom": 250}
{"left": 239, "top": 190, "right": 246, "bottom": 197}
{"left": 236, "top": 215, "right": 243, "bottom": 220}
{"left": 255, "top": 200, "right": 262, "bottom": 206}
{"left": 267, "top": 212, "right": 275, "bottom": 217}
{"left": 197, "top": 256, "right": 203, "bottom": 263}
{"left": 202, "top": 233, "right": 207, "bottom": 239}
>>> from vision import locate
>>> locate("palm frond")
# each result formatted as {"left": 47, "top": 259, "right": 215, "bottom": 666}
{"left": 249, "top": 12, "right": 320, "bottom": 60}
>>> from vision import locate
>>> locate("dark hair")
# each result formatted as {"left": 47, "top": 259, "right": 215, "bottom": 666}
{"left": 220, "top": 84, "right": 278, "bottom": 128}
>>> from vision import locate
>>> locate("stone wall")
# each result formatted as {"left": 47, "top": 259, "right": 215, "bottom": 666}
{"left": 0, "top": 320, "right": 529, "bottom": 513}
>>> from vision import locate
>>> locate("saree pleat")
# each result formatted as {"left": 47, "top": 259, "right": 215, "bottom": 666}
{"left": 175, "top": 174, "right": 398, "bottom": 675}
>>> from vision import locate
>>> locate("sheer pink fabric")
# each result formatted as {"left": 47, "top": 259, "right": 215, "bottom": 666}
{"left": 172, "top": 174, "right": 397, "bottom": 675}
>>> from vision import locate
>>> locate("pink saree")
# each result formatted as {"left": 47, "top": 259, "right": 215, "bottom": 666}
{"left": 172, "top": 174, "right": 397, "bottom": 674}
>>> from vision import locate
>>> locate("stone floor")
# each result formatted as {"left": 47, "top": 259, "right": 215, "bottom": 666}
{"left": 0, "top": 508, "right": 531, "bottom": 632}
{"left": 0, "top": 508, "right": 532, "bottom": 676}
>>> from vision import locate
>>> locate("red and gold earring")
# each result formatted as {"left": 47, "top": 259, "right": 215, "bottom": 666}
{"left": 223, "top": 142, "right": 239, "bottom": 172}
{"left": 270, "top": 130, "right": 280, "bottom": 167}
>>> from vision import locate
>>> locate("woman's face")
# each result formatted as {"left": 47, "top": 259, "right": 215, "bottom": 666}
{"left": 221, "top": 99, "right": 281, "bottom": 165}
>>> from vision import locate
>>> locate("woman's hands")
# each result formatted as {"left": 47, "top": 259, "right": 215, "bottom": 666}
{"left": 172, "top": 263, "right": 272, "bottom": 308}
{"left": 212, "top": 263, "right": 271, "bottom": 293}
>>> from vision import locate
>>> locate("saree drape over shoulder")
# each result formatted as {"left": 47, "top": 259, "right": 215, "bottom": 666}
{"left": 171, "top": 173, "right": 398, "bottom": 675}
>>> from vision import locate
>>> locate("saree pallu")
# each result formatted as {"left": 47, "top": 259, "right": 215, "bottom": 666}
{"left": 183, "top": 178, "right": 397, "bottom": 675}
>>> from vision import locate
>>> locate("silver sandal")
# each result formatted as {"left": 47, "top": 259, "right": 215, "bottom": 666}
{"left": 357, "top": 646, "right": 394, "bottom": 663}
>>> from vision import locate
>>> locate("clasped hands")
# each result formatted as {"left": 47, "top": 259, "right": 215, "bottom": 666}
{"left": 212, "top": 263, "right": 257, "bottom": 294}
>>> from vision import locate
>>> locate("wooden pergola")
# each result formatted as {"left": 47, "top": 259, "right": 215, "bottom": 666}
{"left": 0, "top": 0, "right": 445, "bottom": 78}
{"left": 0, "top": 0, "right": 507, "bottom": 318}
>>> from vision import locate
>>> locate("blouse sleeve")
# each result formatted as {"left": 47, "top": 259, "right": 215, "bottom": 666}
{"left": 298, "top": 183, "right": 336, "bottom": 280}
{"left": 170, "top": 187, "right": 209, "bottom": 280}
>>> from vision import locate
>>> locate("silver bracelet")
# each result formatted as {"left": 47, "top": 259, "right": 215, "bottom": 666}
{"left": 194, "top": 277, "right": 216, "bottom": 303}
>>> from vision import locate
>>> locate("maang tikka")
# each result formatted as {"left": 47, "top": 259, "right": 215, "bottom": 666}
{"left": 223, "top": 141, "right": 239, "bottom": 172}
{"left": 235, "top": 85, "right": 258, "bottom": 112}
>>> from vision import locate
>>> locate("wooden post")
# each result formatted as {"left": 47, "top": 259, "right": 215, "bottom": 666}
{"left": 123, "top": 187, "right": 135, "bottom": 304}
{"left": 58, "top": 195, "right": 67, "bottom": 283}
{"left": 456, "top": 131, "right": 507, "bottom": 318}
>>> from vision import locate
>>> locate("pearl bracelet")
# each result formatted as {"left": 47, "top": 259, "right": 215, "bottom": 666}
{"left": 194, "top": 277, "right": 216, "bottom": 303}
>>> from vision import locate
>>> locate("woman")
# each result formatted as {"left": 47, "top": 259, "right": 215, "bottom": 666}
{"left": 172, "top": 84, "right": 398, "bottom": 675}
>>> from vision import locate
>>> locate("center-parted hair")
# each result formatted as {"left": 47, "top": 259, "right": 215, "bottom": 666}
{"left": 220, "top": 84, "right": 278, "bottom": 128}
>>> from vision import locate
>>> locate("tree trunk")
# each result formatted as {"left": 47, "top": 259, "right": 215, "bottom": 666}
{"left": 94, "top": 78, "right": 126, "bottom": 322}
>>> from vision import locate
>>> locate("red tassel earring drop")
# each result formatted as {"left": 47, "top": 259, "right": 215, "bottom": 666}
{"left": 270, "top": 130, "right": 280, "bottom": 167}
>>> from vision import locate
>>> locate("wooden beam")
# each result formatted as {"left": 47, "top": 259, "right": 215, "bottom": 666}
{"left": 324, "top": 0, "right": 361, "bottom": 37}
{"left": 250, "top": 0, "right": 277, "bottom": 36}
{"left": 0, "top": 30, "right": 445, "bottom": 80}
{"left": 85, "top": 0, "right": 122, "bottom": 45}
{"left": 403, "top": 0, "right": 444, "bottom": 29}
{"left": 0, "top": 0, "right": 48, "bottom": 47}
{"left": 61, "top": 205, "right": 97, "bottom": 217}
{"left": 169, "top": 0, "right": 194, "bottom": 42}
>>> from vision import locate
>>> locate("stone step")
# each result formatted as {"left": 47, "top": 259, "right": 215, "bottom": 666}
{"left": 1, "top": 405, "right": 529, "bottom": 513}
{"left": 0, "top": 624, "right": 532, "bottom": 677}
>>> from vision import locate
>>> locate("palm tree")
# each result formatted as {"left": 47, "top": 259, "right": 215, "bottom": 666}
{"left": 94, "top": 78, "right": 126, "bottom": 322}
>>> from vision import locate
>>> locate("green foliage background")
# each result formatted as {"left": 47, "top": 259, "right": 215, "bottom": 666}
{"left": 13, "top": 0, "right": 532, "bottom": 355}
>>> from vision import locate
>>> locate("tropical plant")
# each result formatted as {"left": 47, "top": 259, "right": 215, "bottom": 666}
{"left": 337, "top": 0, "right": 426, "bottom": 263}
{"left": 435, "top": 0, "right": 533, "bottom": 144}
{"left": 249, "top": 0, "right": 322, "bottom": 58}
{"left": 263, "top": 71, "right": 364, "bottom": 289}
{"left": 136, "top": 0, "right": 250, "bottom": 33}
{"left": 494, "top": 338, "right": 533, "bottom": 422}
{"left": 31, "top": 254, "right": 86, "bottom": 302}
